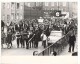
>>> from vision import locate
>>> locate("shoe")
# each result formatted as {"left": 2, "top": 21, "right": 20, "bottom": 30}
{"left": 72, "top": 50, "right": 74, "bottom": 53}
{"left": 26, "top": 47, "right": 29, "bottom": 49}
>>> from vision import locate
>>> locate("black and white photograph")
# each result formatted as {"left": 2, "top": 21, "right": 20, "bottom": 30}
{"left": 1, "top": 2, "right": 78, "bottom": 56}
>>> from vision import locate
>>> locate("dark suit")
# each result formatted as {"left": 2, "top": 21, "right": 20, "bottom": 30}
{"left": 34, "top": 30, "right": 39, "bottom": 48}
{"left": 16, "top": 32, "right": 21, "bottom": 48}
{"left": 22, "top": 32, "right": 28, "bottom": 48}
{"left": 7, "top": 32, "right": 12, "bottom": 48}
{"left": 68, "top": 35, "right": 76, "bottom": 52}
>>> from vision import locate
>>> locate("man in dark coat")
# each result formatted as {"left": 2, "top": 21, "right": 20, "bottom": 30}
{"left": 20, "top": 30, "right": 23, "bottom": 48}
{"left": 68, "top": 32, "right": 76, "bottom": 52}
{"left": 1, "top": 20, "right": 5, "bottom": 30}
{"left": 16, "top": 31, "right": 21, "bottom": 48}
{"left": 7, "top": 30, "right": 12, "bottom": 48}
{"left": 28, "top": 31, "right": 34, "bottom": 48}
{"left": 22, "top": 29, "right": 28, "bottom": 49}
{"left": 45, "top": 25, "right": 50, "bottom": 37}
{"left": 34, "top": 29, "right": 40, "bottom": 48}
{"left": 1, "top": 30, "right": 6, "bottom": 48}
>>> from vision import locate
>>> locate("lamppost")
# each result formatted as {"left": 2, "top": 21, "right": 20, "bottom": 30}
{"left": 41, "top": 2, "right": 43, "bottom": 17}
{"left": 68, "top": 2, "right": 69, "bottom": 18}
{"left": 58, "top": 2, "right": 59, "bottom": 10}
{"left": 30, "top": 2, "right": 31, "bottom": 20}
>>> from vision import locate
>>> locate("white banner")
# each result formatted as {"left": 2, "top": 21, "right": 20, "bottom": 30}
{"left": 38, "top": 19, "right": 44, "bottom": 23}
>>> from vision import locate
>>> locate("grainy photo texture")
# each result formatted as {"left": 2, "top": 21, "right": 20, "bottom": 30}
{"left": 1, "top": 2, "right": 78, "bottom": 56}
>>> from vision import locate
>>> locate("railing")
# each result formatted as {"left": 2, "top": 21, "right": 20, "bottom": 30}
{"left": 38, "top": 29, "right": 76, "bottom": 56}
{"left": 27, "top": 30, "right": 40, "bottom": 48}
{"left": 27, "top": 34, "right": 35, "bottom": 48}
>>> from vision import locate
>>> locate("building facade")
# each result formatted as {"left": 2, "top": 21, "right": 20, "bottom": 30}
{"left": 43, "top": 2, "right": 77, "bottom": 18}
{"left": 24, "top": 2, "right": 77, "bottom": 19}
{"left": 24, "top": 2, "right": 43, "bottom": 19}
{"left": 1, "top": 2, "right": 24, "bottom": 24}
{"left": 1, "top": 2, "right": 77, "bottom": 24}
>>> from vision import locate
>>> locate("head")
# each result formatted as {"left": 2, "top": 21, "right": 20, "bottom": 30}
{"left": 50, "top": 52, "right": 54, "bottom": 55}
{"left": 40, "top": 17, "right": 42, "bottom": 19}
{"left": 9, "top": 29, "right": 11, "bottom": 33}
{"left": 50, "top": 51, "right": 57, "bottom": 56}
{"left": 33, "top": 51, "right": 38, "bottom": 56}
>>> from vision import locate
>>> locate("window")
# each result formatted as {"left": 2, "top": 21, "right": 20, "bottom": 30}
{"left": 16, "top": 13, "right": 19, "bottom": 19}
{"left": 51, "top": 2, "right": 54, "bottom": 6}
{"left": 27, "top": 3, "right": 30, "bottom": 7}
{"left": 36, "top": 2, "right": 39, "bottom": 6}
{"left": 63, "top": 2, "right": 66, "bottom": 6}
{"left": 20, "top": 5, "right": 23, "bottom": 9}
{"left": 11, "top": 13, "right": 14, "bottom": 20}
{"left": 3, "top": 3, "right": 5, "bottom": 9}
{"left": 20, "top": 15, "right": 22, "bottom": 19}
{"left": 39, "top": 2, "right": 42, "bottom": 6}
{"left": 45, "top": 2, "right": 49, "bottom": 6}
{"left": 17, "top": 3, "right": 20, "bottom": 9}
{"left": 7, "top": 3, "right": 10, "bottom": 9}
{"left": 12, "top": 2, "right": 14, "bottom": 4}
{"left": 7, "top": 15, "right": 10, "bottom": 21}
{"left": 57, "top": 2, "right": 58, "bottom": 6}
{"left": 11, "top": 2, "right": 14, "bottom": 10}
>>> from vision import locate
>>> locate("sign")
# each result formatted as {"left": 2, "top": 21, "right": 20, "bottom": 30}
{"left": 54, "top": 10, "right": 61, "bottom": 17}
{"left": 48, "top": 31, "right": 62, "bottom": 43}
{"left": 61, "top": 12, "right": 69, "bottom": 19}
{"left": 38, "top": 19, "right": 44, "bottom": 23}
{"left": 56, "top": 12, "right": 59, "bottom": 16}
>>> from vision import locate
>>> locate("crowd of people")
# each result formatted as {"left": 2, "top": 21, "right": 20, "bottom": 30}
{"left": 1, "top": 17, "right": 77, "bottom": 50}
{"left": 1, "top": 18, "right": 49, "bottom": 49}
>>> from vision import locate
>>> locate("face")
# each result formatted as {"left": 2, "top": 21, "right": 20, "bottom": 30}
{"left": 34, "top": 51, "right": 38, "bottom": 56}
{"left": 51, "top": 52, "right": 53, "bottom": 55}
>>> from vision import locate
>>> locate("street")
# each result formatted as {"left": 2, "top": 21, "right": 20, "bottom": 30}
{"left": 1, "top": 39, "right": 44, "bottom": 56}
{"left": 1, "top": 33, "right": 78, "bottom": 56}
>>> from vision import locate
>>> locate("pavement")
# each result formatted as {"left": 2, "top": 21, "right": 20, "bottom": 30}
{"left": 59, "top": 37, "right": 78, "bottom": 56}
{"left": 1, "top": 31, "right": 78, "bottom": 56}
{"left": 1, "top": 39, "right": 44, "bottom": 56}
